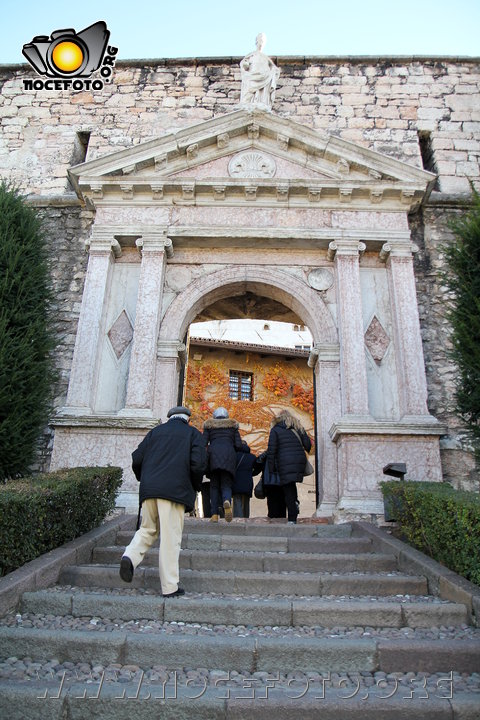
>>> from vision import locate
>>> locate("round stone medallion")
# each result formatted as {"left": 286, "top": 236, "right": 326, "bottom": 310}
{"left": 308, "top": 268, "right": 334, "bottom": 291}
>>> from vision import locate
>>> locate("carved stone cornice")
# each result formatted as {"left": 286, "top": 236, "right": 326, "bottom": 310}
{"left": 77, "top": 177, "right": 429, "bottom": 213}
{"left": 329, "top": 417, "right": 448, "bottom": 442}
{"left": 51, "top": 411, "right": 157, "bottom": 430}
{"left": 68, "top": 109, "right": 435, "bottom": 213}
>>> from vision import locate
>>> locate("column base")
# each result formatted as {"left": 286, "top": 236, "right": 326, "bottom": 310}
{"left": 315, "top": 501, "right": 337, "bottom": 518}
{"left": 116, "top": 491, "right": 140, "bottom": 515}
{"left": 117, "top": 408, "right": 155, "bottom": 419}
{"left": 336, "top": 496, "right": 385, "bottom": 515}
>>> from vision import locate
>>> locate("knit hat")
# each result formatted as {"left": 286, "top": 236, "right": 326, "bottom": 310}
{"left": 213, "top": 407, "right": 229, "bottom": 419}
{"left": 167, "top": 406, "right": 191, "bottom": 418}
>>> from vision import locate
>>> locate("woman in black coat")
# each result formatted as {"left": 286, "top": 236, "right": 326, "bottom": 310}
{"left": 203, "top": 407, "right": 243, "bottom": 522}
{"left": 267, "top": 410, "right": 311, "bottom": 524}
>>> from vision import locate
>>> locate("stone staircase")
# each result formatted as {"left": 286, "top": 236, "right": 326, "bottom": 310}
{"left": 0, "top": 516, "right": 479, "bottom": 718}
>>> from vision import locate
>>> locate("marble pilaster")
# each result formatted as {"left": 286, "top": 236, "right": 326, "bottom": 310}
{"left": 329, "top": 240, "right": 370, "bottom": 418}
{"left": 122, "top": 232, "right": 173, "bottom": 416}
{"left": 311, "top": 347, "right": 342, "bottom": 517}
{"left": 153, "top": 340, "right": 187, "bottom": 421}
{"left": 65, "top": 229, "right": 121, "bottom": 413}
{"left": 382, "top": 242, "right": 430, "bottom": 418}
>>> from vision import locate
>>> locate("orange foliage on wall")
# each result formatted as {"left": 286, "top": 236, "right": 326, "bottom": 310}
{"left": 185, "top": 354, "right": 314, "bottom": 453}
{"left": 262, "top": 364, "right": 291, "bottom": 397}
{"left": 186, "top": 363, "right": 227, "bottom": 400}
{"left": 291, "top": 384, "right": 315, "bottom": 416}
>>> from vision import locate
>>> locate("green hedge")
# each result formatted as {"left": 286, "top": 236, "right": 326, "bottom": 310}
{"left": 0, "top": 466, "right": 123, "bottom": 577}
{"left": 380, "top": 480, "right": 480, "bottom": 586}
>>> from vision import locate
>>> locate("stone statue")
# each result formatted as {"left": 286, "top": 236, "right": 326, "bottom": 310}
{"left": 240, "top": 33, "right": 280, "bottom": 111}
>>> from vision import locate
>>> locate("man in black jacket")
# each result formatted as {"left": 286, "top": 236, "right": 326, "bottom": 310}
{"left": 119, "top": 406, "right": 207, "bottom": 597}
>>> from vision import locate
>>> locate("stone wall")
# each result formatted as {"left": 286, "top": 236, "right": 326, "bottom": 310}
{"left": 413, "top": 201, "right": 479, "bottom": 491}
{"left": 1, "top": 57, "right": 479, "bottom": 195}
{"left": 1, "top": 55, "right": 479, "bottom": 488}
{"left": 28, "top": 201, "right": 92, "bottom": 470}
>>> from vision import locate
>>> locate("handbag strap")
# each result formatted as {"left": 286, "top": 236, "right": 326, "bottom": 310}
{"left": 291, "top": 427, "right": 306, "bottom": 453}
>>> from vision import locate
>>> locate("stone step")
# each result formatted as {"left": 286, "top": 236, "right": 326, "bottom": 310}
{"left": 58, "top": 564, "right": 429, "bottom": 597}
{"left": 1, "top": 680, "right": 478, "bottom": 720}
{"left": 1, "top": 625, "right": 478, "bottom": 677}
{"left": 119, "top": 516, "right": 353, "bottom": 538}
{"left": 93, "top": 546, "right": 398, "bottom": 573}
{"left": 115, "top": 531, "right": 375, "bottom": 555}
{"left": 20, "top": 588, "right": 470, "bottom": 628}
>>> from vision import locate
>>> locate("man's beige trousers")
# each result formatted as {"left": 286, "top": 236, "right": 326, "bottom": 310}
{"left": 123, "top": 498, "right": 185, "bottom": 595}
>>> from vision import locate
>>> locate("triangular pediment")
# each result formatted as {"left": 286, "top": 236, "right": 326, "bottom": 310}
{"left": 69, "top": 109, "right": 435, "bottom": 211}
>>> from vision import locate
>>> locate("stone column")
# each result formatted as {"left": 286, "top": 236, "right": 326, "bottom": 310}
{"left": 382, "top": 242, "right": 429, "bottom": 418}
{"left": 309, "top": 345, "right": 342, "bottom": 517}
{"left": 65, "top": 229, "right": 121, "bottom": 413}
{"left": 122, "top": 232, "right": 173, "bottom": 416}
{"left": 153, "top": 341, "right": 187, "bottom": 420}
{"left": 328, "top": 240, "right": 370, "bottom": 418}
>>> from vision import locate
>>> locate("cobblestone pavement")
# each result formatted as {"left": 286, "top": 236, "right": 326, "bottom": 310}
{"left": 0, "top": 655, "right": 478, "bottom": 699}
{"left": 1, "top": 608, "right": 479, "bottom": 641}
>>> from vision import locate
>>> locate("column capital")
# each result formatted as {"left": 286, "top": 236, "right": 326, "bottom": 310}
{"left": 136, "top": 233, "right": 174, "bottom": 258}
{"left": 380, "top": 241, "right": 419, "bottom": 262}
{"left": 327, "top": 240, "right": 366, "bottom": 262}
{"left": 85, "top": 231, "right": 121, "bottom": 258}
{"left": 157, "top": 340, "right": 186, "bottom": 359}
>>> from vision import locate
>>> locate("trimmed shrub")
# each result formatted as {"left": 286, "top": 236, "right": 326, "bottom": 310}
{"left": 0, "top": 183, "right": 56, "bottom": 480}
{"left": 380, "top": 480, "right": 480, "bottom": 585}
{"left": 0, "top": 466, "right": 122, "bottom": 576}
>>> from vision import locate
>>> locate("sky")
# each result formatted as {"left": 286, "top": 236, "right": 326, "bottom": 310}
{"left": 2, "top": 0, "right": 479, "bottom": 65}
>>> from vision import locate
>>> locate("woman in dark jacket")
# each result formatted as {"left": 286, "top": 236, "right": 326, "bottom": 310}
{"left": 267, "top": 410, "right": 312, "bottom": 524}
{"left": 203, "top": 407, "right": 243, "bottom": 522}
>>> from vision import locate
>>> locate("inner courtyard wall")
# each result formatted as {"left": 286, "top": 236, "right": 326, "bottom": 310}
{"left": 1, "top": 55, "right": 479, "bottom": 489}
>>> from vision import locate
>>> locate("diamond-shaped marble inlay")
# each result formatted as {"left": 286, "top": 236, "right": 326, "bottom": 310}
{"left": 108, "top": 310, "right": 133, "bottom": 359}
{"left": 364, "top": 315, "right": 390, "bottom": 363}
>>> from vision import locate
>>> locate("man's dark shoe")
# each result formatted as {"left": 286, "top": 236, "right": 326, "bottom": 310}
{"left": 119, "top": 556, "right": 134, "bottom": 583}
{"left": 163, "top": 587, "right": 185, "bottom": 598}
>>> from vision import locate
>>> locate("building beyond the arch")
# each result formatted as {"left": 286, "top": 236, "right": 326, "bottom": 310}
{"left": 1, "top": 50, "right": 479, "bottom": 514}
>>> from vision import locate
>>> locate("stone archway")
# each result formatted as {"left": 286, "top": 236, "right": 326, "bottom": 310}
{"left": 158, "top": 264, "right": 338, "bottom": 347}
{"left": 154, "top": 264, "right": 341, "bottom": 514}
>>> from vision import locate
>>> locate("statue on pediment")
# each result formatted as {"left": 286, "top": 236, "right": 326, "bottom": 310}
{"left": 240, "top": 33, "right": 280, "bottom": 111}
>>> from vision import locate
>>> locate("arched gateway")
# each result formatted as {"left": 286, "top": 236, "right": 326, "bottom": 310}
{"left": 51, "top": 109, "right": 446, "bottom": 517}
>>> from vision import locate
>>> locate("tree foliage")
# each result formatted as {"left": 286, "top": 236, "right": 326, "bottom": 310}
{"left": 441, "top": 190, "right": 480, "bottom": 459}
{"left": 0, "top": 183, "right": 55, "bottom": 480}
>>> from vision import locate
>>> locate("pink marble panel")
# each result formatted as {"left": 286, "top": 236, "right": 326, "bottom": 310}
{"left": 332, "top": 211, "right": 409, "bottom": 230}
{"left": 337, "top": 434, "right": 443, "bottom": 500}
{"left": 171, "top": 206, "right": 333, "bottom": 229}
{"left": 335, "top": 252, "right": 370, "bottom": 416}
{"left": 50, "top": 427, "right": 146, "bottom": 491}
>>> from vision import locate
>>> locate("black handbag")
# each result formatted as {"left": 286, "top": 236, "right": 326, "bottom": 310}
{"left": 291, "top": 428, "right": 314, "bottom": 476}
{"left": 254, "top": 477, "right": 265, "bottom": 499}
